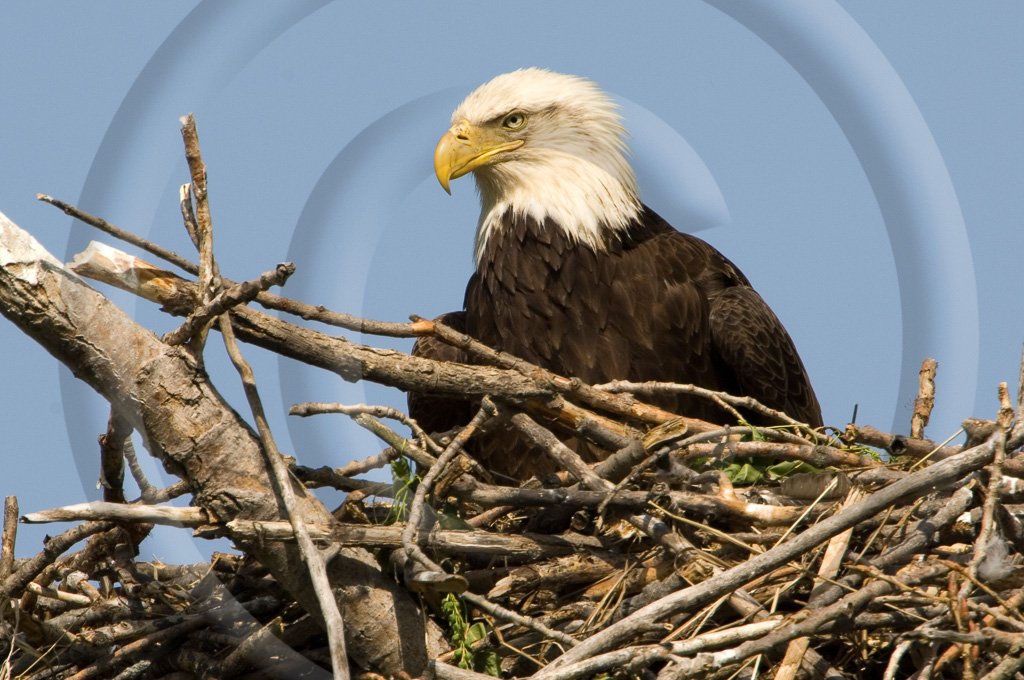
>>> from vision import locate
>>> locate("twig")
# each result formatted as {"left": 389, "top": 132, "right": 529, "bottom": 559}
{"left": 331, "top": 446, "right": 403, "bottom": 478}
{"left": 450, "top": 477, "right": 809, "bottom": 525}
{"left": 146, "top": 480, "right": 191, "bottom": 505}
{"left": 98, "top": 410, "right": 130, "bottom": 504}
{"left": 290, "top": 402, "right": 440, "bottom": 466}
{"left": 122, "top": 436, "right": 161, "bottom": 505}
{"left": 41, "top": 193, "right": 420, "bottom": 337}
{"left": 599, "top": 424, "right": 744, "bottom": 515}
{"left": 224, "top": 520, "right": 604, "bottom": 560}
{"left": 21, "top": 502, "right": 207, "bottom": 526}
{"left": 163, "top": 262, "right": 295, "bottom": 346}
{"left": 676, "top": 439, "right": 880, "bottom": 469}
{"left": 179, "top": 114, "right": 218, "bottom": 358}
{"left": 413, "top": 316, "right": 720, "bottom": 432}
{"left": 537, "top": 620, "right": 785, "bottom": 680}
{"left": 844, "top": 423, "right": 960, "bottom": 460}
{"left": 504, "top": 407, "right": 689, "bottom": 554}
{"left": 218, "top": 313, "right": 349, "bottom": 680}
{"left": 292, "top": 402, "right": 443, "bottom": 456}
{"left": 0, "top": 496, "right": 18, "bottom": 581}
{"left": 179, "top": 183, "right": 200, "bottom": 250}
{"left": 595, "top": 379, "right": 808, "bottom": 429}
{"left": 462, "top": 590, "right": 577, "bottom": 649}
{"left": 293, "top": 466, "right": 394, "bottom": 496}
{"left": 26, "top": 581, "right": 92, "bottom": 606}
{"left": 911, "top": 358, "right": 938, "bottom": 438}
{"left": 0, "top": 521, "right": 113, "bottom": 599}
{"left": 38, "top": 194, "right": 200, "bottom": 276}
{"left": 907, "top": 427, "right": 968, "bottom": 471}
{"left": 970, "top": 427, "right": 1007, "bottom": 587}
{"left": 401, "top": 405, "right": 490, "bottom": 575}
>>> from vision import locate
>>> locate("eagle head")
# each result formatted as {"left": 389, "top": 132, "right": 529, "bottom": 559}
{"left": 434, "top": 68, "right": 642, "bottom": 261}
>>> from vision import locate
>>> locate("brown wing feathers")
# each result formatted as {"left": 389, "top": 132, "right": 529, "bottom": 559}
{"left": 409, "top": 206, "right": 822, "bottom": 478}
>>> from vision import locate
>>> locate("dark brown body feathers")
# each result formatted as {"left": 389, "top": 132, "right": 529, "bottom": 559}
{"left": 410, "top": 206, "right": 821, "bottom": 478}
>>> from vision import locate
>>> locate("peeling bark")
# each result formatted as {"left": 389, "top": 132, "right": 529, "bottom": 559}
{"left": 0, "top": 211, "right": 447, "bottom": 674}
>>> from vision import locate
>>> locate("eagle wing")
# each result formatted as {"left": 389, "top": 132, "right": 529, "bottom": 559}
{"left": 408, "top": 311, "right": 474, "bottom": 438}
{"left": 708, "top": 285, "right": 823, "bottom": 427}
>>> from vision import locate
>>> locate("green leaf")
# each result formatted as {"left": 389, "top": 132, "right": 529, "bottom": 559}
{"left": 474, "top": 649, "right": 502, "bottom": 677}
{"left": 765, "top": 460, "right": 821, "bottom": 479}
{"left": 724, "top": 462, "right": 764, "bottom": 485}
{"left": 436, "top": 504, "right": 476, "bottom": 531}
{"left": 466, "top": 622, "right": 488, "bottom": 645}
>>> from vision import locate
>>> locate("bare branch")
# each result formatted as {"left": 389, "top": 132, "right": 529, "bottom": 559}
{"left": 22, "top": 501, "right": 207, "bottom": 526}
{"left": 0, "top": 496, "right": 18, "bottom": 581}
{"left": 218, "top": 312, "right": 349, "bottom": 680}
{"left": 911, "top": 358, "right": 938, "bottom": 438}
{"left": 163, "top": 262, "right": 294, "bottom": 346}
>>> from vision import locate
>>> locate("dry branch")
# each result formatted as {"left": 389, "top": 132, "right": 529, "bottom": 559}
{"left": 0, "top": 210, "right": 446, "bottom": 674}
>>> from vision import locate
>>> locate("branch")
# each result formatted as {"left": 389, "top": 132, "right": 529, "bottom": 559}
{"left": 22, "top": 501, "right": 208, "bottom": 526}
{"left": 218, "top": 312, "right": 349, "bottom": 680}
{"left": 162, "top": 262, "right": 294, "bottom": 346}
{"left": 0, "top": 209, "right": 446, "bottom": 674}
{"left": 911, "top": 358, "right": 938, "bottom": 438}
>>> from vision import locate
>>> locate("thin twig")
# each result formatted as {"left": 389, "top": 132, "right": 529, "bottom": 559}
{"left": 98, "top": 410, "right": 130, "bottom": 504}
{"left": 40, "top": 193, "right": 420, "bottom": 337}
{"left": 911, "top": 358, "right": 938, "bottom": 438}
{"left": 595, "top": 379, "right": 805, "bottom": 429}
{"left": 0, "top": 496, "right": 18, "bottom": 581}
{"left": 179, "top": 183, "right": 200, "bottom": 250}
{"left": 163, "top": 262, "right": 295, "bottom": 346}
{"left": 412, "top": 316, "right": 717, "bottom": 431}
{"left": 39, "top": 194, "right": 200, "bottom": 275}
{"left": 290, "top": 401, "right": 442, "bottom": 459}
{"left": 401, "top": 405, "right": 490, "bottom": 574}
{"left": 122, "top": 436, "right": 161, "bottom": 504}
{"left": 218, "top": 314, "right": 349, "bottom": 680}
{"left": 0, "top": 522, "right": 113, "bottom": 599}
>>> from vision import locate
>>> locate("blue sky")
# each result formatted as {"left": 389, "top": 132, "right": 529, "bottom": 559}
{"left": 1, "top": 2, "right": 1021, "bottom": 559}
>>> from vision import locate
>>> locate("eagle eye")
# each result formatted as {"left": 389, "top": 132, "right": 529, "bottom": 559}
{"left": 501, "top": 112, "right": 527, "bottom": 130}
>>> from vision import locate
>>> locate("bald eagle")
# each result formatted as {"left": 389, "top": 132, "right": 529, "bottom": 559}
{"left": 410, "top": 69, "right": 822, "bottom": 479}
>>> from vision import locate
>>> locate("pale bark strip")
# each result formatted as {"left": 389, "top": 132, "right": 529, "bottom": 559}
{"left": 911, "top": 358, "right": 938, "bottom": 438}
{"left": 0, "top": 211, "right": 447, "bottom": 674}
{"left": 22, "top": 501, "right": 207, "bottom": 526}
{"left": 0, "top": 496, "right": 17, "bottom": 581}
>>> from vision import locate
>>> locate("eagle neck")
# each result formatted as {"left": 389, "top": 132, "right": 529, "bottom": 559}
{"left": 471, "top": 154, "right": 641, "bottom": 268}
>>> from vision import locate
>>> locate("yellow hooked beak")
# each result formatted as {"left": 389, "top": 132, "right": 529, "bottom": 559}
{"left": 434, "top": 120, "right": 524, "bottom": 194}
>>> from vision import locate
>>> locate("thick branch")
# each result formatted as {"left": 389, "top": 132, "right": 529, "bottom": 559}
{"left": 0, "top": 211, "right": 446, "bottom": 674}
